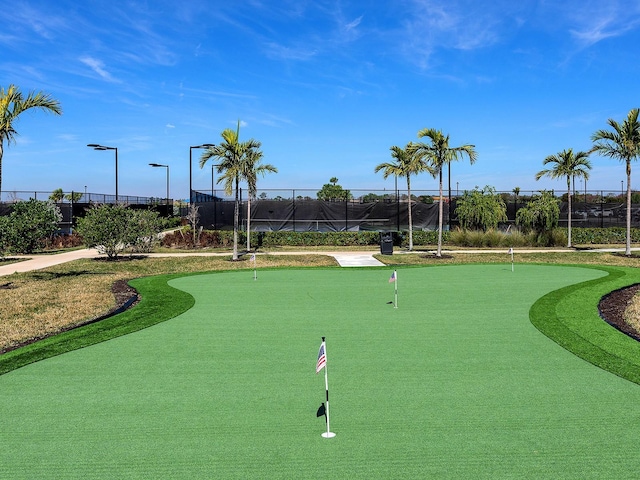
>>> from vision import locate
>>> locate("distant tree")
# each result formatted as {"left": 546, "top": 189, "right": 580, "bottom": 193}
{"left": 7, "top": 199, "right": 62, "bottom": 254}
{"left": 76, "top": 205, "right": 163, "bottom": 259}
{"left": 0, "top": 85, "right": 62, "bottom": 193}
{"left": 375, "top": 142, "right": 432, "bottom": 250}
{"left": 516, "top": 191, "right": 560, "bottom": 245}
{"left": 591, "top": 108, "right": 640, "bottom": 256}
{"left": 535, "top": 148, "right": 591, "bottom": 247}
{"left": 317, "top": 178, "right": 352, "bottom": 201}
{"left": 413, "top": 128, "right": 477, "bottom": 256}
{"left": 455, "top": 186, "right": 507, "bottom": 231}
{"left": 128, "top": 209, "right": 166, "bottom": 253}
{"left": 186, "top": 204, "right": 201, "bottom": 246}
{"left": 65, "top": 191, "right": 83, "bottom": 202}
{"left": 49, "top": 188, "right": 64, "bottom": 202}
{"left": 76, "top": 204, "right": 130, "bottom": 259}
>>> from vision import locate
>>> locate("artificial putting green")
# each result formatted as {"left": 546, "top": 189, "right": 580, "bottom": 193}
{"left": 2, "top": 264, "right": 640, "bottom": 478}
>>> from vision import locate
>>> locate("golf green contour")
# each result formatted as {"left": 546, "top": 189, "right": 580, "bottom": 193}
{"left": 2, "top": 264, "right": 640, "bottom": 478}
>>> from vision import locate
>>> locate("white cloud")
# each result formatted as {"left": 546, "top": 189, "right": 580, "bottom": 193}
{"left": 79, "top": 56, "right": 119, "bottom": 83}
{"left": 166, "top": 123, "right": 175, "bottom": 129}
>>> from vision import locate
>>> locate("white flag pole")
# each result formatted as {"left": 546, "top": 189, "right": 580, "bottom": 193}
{"left": 509, "top": 248, "right": 514, "bottom": 272}
{"left": 320, "top": 337, "right": 335, "bottom": 438}
{"left": 251, "top": 253, "right": 257, "bottom": 280}
{"left": 394, "top": 270, "right": 398, "bottom": 309}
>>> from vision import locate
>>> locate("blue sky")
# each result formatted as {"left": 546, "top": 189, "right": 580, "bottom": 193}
{"left": 2, "top": 0, "right": 640, "bottom": 200}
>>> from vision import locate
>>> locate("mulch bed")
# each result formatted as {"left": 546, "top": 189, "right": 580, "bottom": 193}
{"left": 598, "top": 284, "right": 640, "bottom": 341}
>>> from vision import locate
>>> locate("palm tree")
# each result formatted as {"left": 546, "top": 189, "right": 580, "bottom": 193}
{"left": 374, "top": 142, "right": 432, "bottom": 250}
{"left": 200, "top": 122, "right": 261, "bottom": 260}
{"left": 592, "top": 108, "right": 640, "bottom": 256}
{"left": 535, "top": 149, "right": 591, "bottom": 248}
{"left": 242, "top": 148, "right": 277, "bottom": 251}
{"left": 0, "top": 85, "right": 62, "bottom": 193}
{"left": 414, "top": 128, "right": 477, "bottom": 257}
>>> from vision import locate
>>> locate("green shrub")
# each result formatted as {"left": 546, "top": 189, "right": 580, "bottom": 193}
{"left": 571, "top": 227, "right": 640, "bottom": 245}
{"left": 501, "top": 229, "right": 528, "bottom": 247}
{"left": 7, "top": 199, "right": 62, "bottom": 254}
{"left": 483, "top": 229, "right": 503, "bottom": 247}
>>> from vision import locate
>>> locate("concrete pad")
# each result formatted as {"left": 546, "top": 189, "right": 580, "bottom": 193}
{"left": 332, "top": 254, "right": 385, "bottom": 267}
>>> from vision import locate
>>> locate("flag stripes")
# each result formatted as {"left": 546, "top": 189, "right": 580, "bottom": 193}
{"left": 316, "top": 342, "right": 326, "bottom": 373}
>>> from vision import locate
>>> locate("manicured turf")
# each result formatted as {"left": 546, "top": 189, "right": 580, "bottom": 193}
{"left": 2, "top": 264, "right": 640, "bottom": 478}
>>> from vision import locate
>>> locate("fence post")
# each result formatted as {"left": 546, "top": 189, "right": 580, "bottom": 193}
{"left": 292, "top": 189, "right": 296, "bottom": 232}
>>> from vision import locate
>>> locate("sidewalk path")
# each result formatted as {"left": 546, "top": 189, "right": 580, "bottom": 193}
{"left": 0, "top": 249, "right": 385, "bottom": 277}
{"left": 0, "top": 249, "right": 100, "bottom": 277}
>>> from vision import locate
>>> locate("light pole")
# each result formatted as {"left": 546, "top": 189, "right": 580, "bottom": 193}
{"left": 149, "top": 163, "right": 170, "bottom": 212}
{"left": 189, "top": 144, "right": 215, "bottom": 204}
{"left": 87, "top": 144, "right": 118, "bottom": 203}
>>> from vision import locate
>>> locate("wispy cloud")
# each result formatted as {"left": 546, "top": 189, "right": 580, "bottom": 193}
{"left": 79, "top": 56, "right": 119, "bottom": 83}
{"left": 568, "top": 8, "right": 640, "bottom": 48}
{"left": 400, "top": 0, "right": 511, "bottom": 68}
{"left": 264, "top": 42, "right": 318, "bottom": 61}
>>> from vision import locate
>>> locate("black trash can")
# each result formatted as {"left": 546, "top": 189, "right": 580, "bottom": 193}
{"left": 380, "top": 232, "right": 394, "bottom": 255}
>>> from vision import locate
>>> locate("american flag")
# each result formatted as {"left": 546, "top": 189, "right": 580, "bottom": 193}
{"left": 389, "top": 270, "right": 397, "bottom": 283}
{"left": 316, "top": 342, "right": 326, "bottom": 373}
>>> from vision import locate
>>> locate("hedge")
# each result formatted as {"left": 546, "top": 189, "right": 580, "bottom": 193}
{"left": 160, "top": 227, "right": 636, "bottom": 249}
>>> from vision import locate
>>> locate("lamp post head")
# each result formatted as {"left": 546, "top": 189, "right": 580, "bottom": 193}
{"left": 149, "top": 163, "right": 167, "bottom": 168}
{"left": 88, "top": 144, "right": 116, "bottom": 151}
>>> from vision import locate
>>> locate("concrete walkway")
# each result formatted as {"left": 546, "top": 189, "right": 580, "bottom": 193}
{"left": 0, "top": 248, "right": 386, "bottom": 277}
{"left": 0, "top": 248, "right": 101, "bottom": 277}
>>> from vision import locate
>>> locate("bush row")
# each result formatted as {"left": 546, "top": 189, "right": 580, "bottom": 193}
{"left": 570, "top": 227, "right": 640, "bottom": 244}
{"left": 160, "top": 226, "right": 640, "bottom": 249}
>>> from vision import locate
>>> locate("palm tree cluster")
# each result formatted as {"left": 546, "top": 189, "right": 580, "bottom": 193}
{"left": 199, "top": 121, "right": 277, "bottom": 260}
{"left": 591, "top": 108, "right": 640, "bottom": 256}
{"left": 537, "top": 108, "right": 640, "bottom": 254}
{"left": 375, "top": 129, "right": 477, "bottom": 256}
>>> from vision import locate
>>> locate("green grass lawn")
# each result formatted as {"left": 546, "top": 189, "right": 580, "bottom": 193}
{"left": 2, "top": 264, "right": 640, "bottom": 478}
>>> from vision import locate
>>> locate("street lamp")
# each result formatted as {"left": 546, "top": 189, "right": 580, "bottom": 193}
{"left": 149, "top": 163, "right": 170, "bottom": 211}
{"left": 87, "top": 144, "right": 118, "bottom": 203}
{"left": 189, "top": 144, "right": 215, "bottom": 203}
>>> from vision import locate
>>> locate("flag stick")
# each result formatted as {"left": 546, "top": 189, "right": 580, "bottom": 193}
{"left": 509, "top": 248, "right": 514, "bottom": 272}
{"left": 251, "top": 253, "right": 257, "bottom": 280}
{"left": 394, "top": 270, "right": 398, "bottom": 309}
{"left": 320, "top": 337, "right": 335, "bottom": 438}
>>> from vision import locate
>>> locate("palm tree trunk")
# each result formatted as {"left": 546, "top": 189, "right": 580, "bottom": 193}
{"left": 626, "top": 160, "right": 632, "bottom": 256}
{"left": 246, "top": 196, "right": 251, "bottom": 251}
{"left": 233, "top": 179, "right": 239, "bottom": 261}
{"left": 437, "top": 167, "right": 444, "bottom": 257}
{"left": 407, "top": 175, "right": 413, "bottom": 251}
{"left": 567, "top": 178, "right": 572, "bottom": 248}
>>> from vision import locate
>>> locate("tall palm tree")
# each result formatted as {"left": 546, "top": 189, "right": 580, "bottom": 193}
{"left": 535, "top": 149, "right": 591, "bottom": 248}
{"left": 200, "top": 122, "right": 261, "bottom": 260}
{"left": 0, "top": 85, "right": 62, "bottom": 193}
{"left": 374, "top": 142, "right": 432, "bottom": 251}
{"left": 414, "top": 128, "right": 477, "bottom": 257}
{"left": 592, "top": 108, "right": 640, "bottom": 256}
{"left": 242, "top": 148, "right": 277, "bottom": 251}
